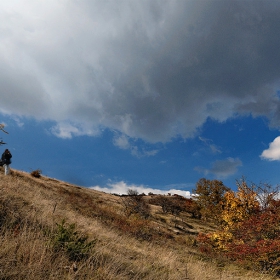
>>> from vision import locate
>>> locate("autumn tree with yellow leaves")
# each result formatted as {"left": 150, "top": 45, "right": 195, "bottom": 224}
{"left": 197, "top": 178, "right": 280, "bottom": 275}
{"left": 221, "top": 178, "right": 260, "bottom": 229}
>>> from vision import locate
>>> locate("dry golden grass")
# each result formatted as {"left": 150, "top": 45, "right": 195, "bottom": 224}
{"left": 0, "top": 168, "right": 276, "bottom": 280}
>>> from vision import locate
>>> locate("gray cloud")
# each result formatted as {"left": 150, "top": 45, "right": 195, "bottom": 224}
{"left": 113, "top": 132, "right": 158, "bottom": 157}
{"left": 1, "top": 1, "right": 280, "bottom": 142}
{"left": 195, "top": 157, "right": 242, "bottom": 179}
{"left": 199, "top": 136, "right": 222, "bottom": 154}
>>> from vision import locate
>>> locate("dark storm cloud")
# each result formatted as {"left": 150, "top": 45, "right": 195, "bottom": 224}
{"left": 1, "top": 1, "right": 280, "bottom": 141}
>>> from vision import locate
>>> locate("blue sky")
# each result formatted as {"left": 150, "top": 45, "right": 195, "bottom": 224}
{"left": 1, "top": 1, "right": 280, "bottom": 196}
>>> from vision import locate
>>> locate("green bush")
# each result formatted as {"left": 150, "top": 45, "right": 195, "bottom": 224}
{"left": 51, "top": 220, "right": 96, "bottom": 262}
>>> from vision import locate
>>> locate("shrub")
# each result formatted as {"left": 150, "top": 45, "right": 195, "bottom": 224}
{"left": 224, "top": 210, "right": 280, "bottom": 274}
{"left": 149, "top": 196, "right": 177, "bottom": 214}
{"left": 51, "top": 220, "right": 96, "bottom": 262}
{"left": 185, "top": 198, "right": 201, "bottom": 219}
{"left": 122, "top": 189, "right": 151, "bottom": 219}
{"left": 30, "top": 169, "right": 42, "bottom": 178}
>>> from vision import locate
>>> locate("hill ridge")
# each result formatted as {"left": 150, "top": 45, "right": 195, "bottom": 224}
{"left": 0, "top": 168, "right": 274, "bottom": 280}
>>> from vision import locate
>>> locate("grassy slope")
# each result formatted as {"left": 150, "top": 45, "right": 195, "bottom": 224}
{"left": 0, "top": 168, "right": 275, "bottom": 280}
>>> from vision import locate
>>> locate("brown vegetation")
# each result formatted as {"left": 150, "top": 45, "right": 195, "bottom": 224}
{"left": 0, "top": 169, "right": 276, "bottom": 279}
{"left": 30, "top": 169, "right": 42, "bottom": 178}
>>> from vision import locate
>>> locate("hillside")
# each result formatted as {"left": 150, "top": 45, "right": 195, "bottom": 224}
{"left": 0, "top": 168, "right": 275, "bottom": 280}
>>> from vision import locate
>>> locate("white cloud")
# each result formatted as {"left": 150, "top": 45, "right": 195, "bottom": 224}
{"left": 90, "top": 181, "right": 192, "bottom": 198}
{"left": 12, "top": 116, "right": 24, "bottom": 128}
{"left": 261, "top": 136, "right": 280, "bottom": 161}
{"left": 50, "top": 122, "right": 100, "bottom": 139}
{"left": 1, "top": 1, "right": 280, "bottom": 143}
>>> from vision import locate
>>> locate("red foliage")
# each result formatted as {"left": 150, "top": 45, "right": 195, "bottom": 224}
{"left": 197, "top": 203, "right": 280, "bottom": 274}
{"left": 196, "top": 233, "right": 215, "bottom": 254}
{"left": 225, "top": 209, "right": 280, "bottom": 273}
{"left": 231, "top": 210, "right": 280, "bottom": 242}
{"left": 199, "top": 208, "right": 280, "bottom": 274}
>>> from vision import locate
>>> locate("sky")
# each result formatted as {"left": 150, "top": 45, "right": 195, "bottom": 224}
{"left": 1, "top": 0, "right": 280, "bottom": 196}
